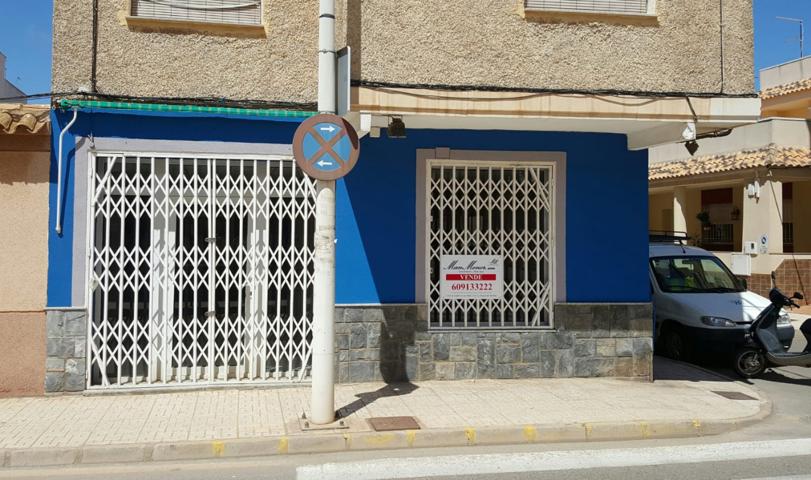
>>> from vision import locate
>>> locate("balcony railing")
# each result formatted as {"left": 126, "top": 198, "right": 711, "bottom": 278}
{"left": 700, "top": 223, "right": 734, "bottom": 251}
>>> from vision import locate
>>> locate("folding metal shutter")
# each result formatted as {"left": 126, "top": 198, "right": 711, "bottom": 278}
{"left": 132, "top": 0, "right": 262, "bottom": 25}
{"left": 427, "top": 161, "right": 554, "bottom": 329}
{"left": 87, "top": 154, "right": 315, "bottom": 388}
{"left": 524, "top": 0, "right": 648, "bottom": 14}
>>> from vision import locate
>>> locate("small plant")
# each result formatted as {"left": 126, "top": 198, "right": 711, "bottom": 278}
{"left": 696, "top": 211, "right": 711, "bottom": 225}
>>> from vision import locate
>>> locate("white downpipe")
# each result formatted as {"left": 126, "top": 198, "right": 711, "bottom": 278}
{"left": 317, "top": 0, "right": 336, "bottom": 115}
{"left": 56, "top": 108, "right": 79, "bottom": 235}
{"left": 310, "top": 0, "right": 337, "bottom": 425}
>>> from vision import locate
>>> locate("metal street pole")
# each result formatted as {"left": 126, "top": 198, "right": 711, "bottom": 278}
{"left": 310, "top": 0, "right": 337, "bottom": 425}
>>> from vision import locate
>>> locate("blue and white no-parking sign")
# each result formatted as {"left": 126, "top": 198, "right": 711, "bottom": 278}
{"left": 292, "top": 114, "right": 360, "bottom": 181}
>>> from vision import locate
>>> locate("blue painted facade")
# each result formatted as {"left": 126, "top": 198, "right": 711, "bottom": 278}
{"left": 47, "top": 109, "right": 650, "bottom": 308}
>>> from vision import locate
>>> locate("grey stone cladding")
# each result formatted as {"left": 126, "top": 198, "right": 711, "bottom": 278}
{"left": 45, "top": 309, "right": 88, "bottom": 393}
{"left": 45, "top": 304, "right": 651, "bottom": 391}
{"left": 335, "top": 303, "right": 652, "bottom": 383}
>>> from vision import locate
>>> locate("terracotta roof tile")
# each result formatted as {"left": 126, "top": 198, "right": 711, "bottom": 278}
{"left": 760, "top": 78, "right": 811, "bottom": 100}
{"left": 0, "top": 104, "right": 50, "bottom": 135}
{"left": 649, "top": 144, "right": 811, "bottom": 181}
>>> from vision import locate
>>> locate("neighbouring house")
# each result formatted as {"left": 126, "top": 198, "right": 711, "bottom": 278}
{"left": 0, "top": 53, "right": 25, "bottom": 102}
{"left": 42, "top": 0, "right": 759, "bottom": 393}
{"left": 0, "top": 104, "right": 50, "bottom": 396}
{"left": 649, "top": 56, "right": 811, "bottom": 300}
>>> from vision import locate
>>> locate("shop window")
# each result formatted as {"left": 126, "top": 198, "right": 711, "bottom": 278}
{"left": 427, "top": 161, "right": 554, "bottom": 329}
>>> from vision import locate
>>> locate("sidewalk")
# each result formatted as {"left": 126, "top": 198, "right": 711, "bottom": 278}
{"left": 0, "top": 358, "right": 769, "bottom": 468}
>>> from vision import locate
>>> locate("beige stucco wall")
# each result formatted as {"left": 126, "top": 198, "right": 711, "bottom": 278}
{"left": 0, "top": 150, "right": 49, "bottom": 311}
{"left": 648, "top": 192, "right": 673, "bottom": 232}
{"left": 684, "top": 188, "right": 702, "bottom": 240}
{"left": 53, "top": 0, "right": 320, "bottom": 103}
{"left": 0, "top": 146, "right": 49, "bottom": 397}
{"left": 52, "top": 0, "right": 755, "bottom": 103}
{"left": 0, "top": 313, "right": 45, "bottom": 397}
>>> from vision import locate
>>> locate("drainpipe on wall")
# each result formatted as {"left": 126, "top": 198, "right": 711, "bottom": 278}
{"left": 56, "top": 108, "right": 79, "bottom": 235}
{"left": 310, "top": 0, "right": 338, "bottom": 425}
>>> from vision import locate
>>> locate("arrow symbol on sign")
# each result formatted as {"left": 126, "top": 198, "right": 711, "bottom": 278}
{"left": 320, "top": 125, "right": 337, "bottom": 133}
{"left": 317, "top": 160, "right": 333, "bottom": 167}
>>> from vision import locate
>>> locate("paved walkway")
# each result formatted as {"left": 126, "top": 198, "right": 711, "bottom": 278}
{"left": 0, "top": 358, "right": 766, "bottom": 452}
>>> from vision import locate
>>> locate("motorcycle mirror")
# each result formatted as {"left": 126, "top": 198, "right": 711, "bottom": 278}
{"left": 794, "top": 292, "right": 804, "bottom": 300}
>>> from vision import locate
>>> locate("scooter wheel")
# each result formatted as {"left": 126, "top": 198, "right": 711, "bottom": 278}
{"left": 734, "top": 348, "right": 766, "bottom": 378}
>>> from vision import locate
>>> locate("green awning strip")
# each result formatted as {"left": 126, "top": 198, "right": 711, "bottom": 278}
{"left": 58, "top": 99, "right": 317, "bottom": 118}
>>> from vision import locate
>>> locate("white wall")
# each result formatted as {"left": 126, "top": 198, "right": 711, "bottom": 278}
{"left": 649, "top": 119, "right": 811, "bottom": 165}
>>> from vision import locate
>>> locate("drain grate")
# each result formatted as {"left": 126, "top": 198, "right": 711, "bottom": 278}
{"left": 368, "top": 416, "right": 421, "bottom": 431}
{"left": 712, "top": 390, "right": 758, "bottom": 401}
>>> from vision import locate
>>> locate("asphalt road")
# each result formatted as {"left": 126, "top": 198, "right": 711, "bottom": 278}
{"left": 697, "top": 321, "right": 811, "bottom": 442}
{"left": 4, "top": 438, "right": 811, "bottom": 480}
{"left": 4, "top": 331, "right": 810, "bottom": 480}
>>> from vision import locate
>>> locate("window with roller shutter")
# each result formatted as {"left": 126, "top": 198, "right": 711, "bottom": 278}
{"left": 131, "top": 0, "right": 262, "bottom": 26}
{"left": 524, "top": 0, "right": 653, "bottom": 16}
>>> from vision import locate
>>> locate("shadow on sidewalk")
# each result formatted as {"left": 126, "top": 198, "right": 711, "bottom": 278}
{"left": 337, "top": 383, "right": 419, "bottom": 418}
{"left": 656, "top": 352, "right": 811, "bottom": 387}
{"left": 653, "top": 355, "right": 736, "bottom": 383}
{"left": 758, "top": 369, "right": 811, "bottom": 386}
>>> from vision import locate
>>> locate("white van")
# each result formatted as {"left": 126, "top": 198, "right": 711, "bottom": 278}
{"left": 649, "top": 241, "right": 795, "bottom": 361}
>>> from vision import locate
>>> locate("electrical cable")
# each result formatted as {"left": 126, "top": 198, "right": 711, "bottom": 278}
{"left": 352, "top": 79, "right": 757, "bottom": 99}
{"left": 719, "top": 0, "right": 725, "bottom": 93}
{"left": 696, "top": 128, "right": 733, "bottom": 140}
{"left": 685, "top": 96, "right": 698, "bottom": 122}
{"left": 766, "top": 172, "right": 808, "bottom": 305}
{"left": 91, "top": 0, "right": 99, "bottom": 93}
{"left": 0, "top": 92, "right": 80, "bottom": 102}
{"left": 0, "top": 91, "right": 316, "bottom": 111}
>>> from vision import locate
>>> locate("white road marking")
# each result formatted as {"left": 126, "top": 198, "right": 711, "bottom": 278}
{"left": 740, "top": 476, "right": 811, "bottom": 480}
{"left": 296, "top": 438, "right": 811, "bottom": 480}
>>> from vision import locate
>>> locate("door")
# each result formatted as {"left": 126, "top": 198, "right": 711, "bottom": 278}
{"left": 86, "top": 154, "right": 315, "bottom": 388}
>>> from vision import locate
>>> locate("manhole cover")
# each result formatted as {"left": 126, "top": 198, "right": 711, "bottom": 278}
{"left": 712, "top": 390, "right": 758, "bottom": 401}
{"left": 368, "top": 416, "right": 421, "bottom": 431}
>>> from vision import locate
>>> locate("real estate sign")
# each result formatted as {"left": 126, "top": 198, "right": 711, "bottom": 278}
{"left": 439, "top": 255, "right": 503, "bottom": 300}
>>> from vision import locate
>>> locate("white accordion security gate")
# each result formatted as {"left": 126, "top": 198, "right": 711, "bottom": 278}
{"left": 427, "top": 160, "right": 554, "bottom": 329}
{"left": 86, "top": 153, "right": 315, "bottom": 388}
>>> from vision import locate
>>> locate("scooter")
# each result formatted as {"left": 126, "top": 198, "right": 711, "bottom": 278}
{"left": 734, "top": 288, "right": 811, "bottom": 378}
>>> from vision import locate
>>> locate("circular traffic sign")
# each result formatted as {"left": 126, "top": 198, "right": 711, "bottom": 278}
{"left": 292, "top": 114, "right": 360, "bottom": 181}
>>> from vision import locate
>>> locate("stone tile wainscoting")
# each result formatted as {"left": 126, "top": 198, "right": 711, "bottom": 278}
{"left": 334, "top": 303, "right": 653, "bottom": 383}
{"left": 43, "top": 304, "right": 652, "bottom": 391}
{"left": 45, "top": 309, "right": 88, "bottom": 393}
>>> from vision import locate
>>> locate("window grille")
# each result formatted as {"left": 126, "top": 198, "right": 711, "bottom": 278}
{"left": 87, "top": 153, "right": 315, "bottom": 388}
{"left": 132, "top": 0, "right": 262, "bottom": 25}
{"left": 524, "top": 0, "right": 649, "bottom": 15}
{"left": 784, "top": 222, "right": 794, "bottom": 246}
{"left": 427, "top": 161, "right": 554, "bottom": 329}
{"left": 701, "top": 224, "right": 733, "bottom": 245}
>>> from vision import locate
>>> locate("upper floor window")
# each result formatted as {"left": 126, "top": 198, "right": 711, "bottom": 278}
{"left": 132, "top": 0, "right": 262, "bottom": 26}
{"left": 524, "top": 0, "right": 652, "bottom": 16}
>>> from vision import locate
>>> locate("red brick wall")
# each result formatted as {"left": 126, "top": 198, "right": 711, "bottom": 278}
{"left": 743, "top": 260, "right": 811, "bottom": 304}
